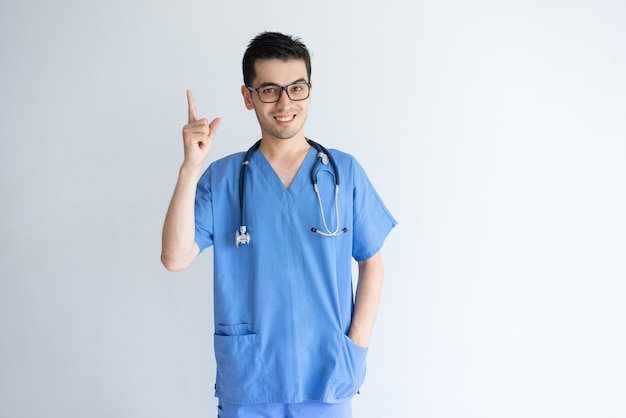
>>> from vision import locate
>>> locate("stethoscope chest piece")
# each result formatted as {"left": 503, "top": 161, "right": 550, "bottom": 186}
{"left": 236, "top": 226, "right": 250, "bottom": 247}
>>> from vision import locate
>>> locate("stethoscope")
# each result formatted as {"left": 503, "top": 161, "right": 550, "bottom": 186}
{"left": 236, "top": 138, "right": 348, "bottom": 247}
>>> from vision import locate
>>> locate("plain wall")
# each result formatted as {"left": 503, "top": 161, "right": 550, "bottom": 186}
{"left": 1, "top": 0, "right": 625, "bottom": 417}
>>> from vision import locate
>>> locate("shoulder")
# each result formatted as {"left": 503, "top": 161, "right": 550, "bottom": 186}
{"left": 326, "top": 147, "right": 368, "bottom": 177}
{"left": 324, "top": 147, "right": 357, "bottom": 167}
{"left": 209, "top": 151, "right": 247, "bottom": 171}
{"left": 201, "top": 151, "right": 246, "bottom": 176}
{"left": 197, "top": 151, "right": 246, "bottom": 186}
{"left": 323, "top": 147, "right": 380, "bottom": 193}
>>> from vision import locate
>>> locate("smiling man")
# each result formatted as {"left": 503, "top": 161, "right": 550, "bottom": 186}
{"left": 161, "top": 32, "right": 396, "bottom": 418}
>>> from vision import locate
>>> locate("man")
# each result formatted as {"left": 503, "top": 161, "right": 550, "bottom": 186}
{"left": 161, "top": 32, "right": 396, "bottom": 418}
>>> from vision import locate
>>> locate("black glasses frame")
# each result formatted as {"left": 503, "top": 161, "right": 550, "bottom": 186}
{"left": 246, "top": 82, "right": 311, "bottom": 103}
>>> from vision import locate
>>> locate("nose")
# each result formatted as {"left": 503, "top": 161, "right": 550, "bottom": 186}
{"left": 276, "top": 87, "right": 293, "bottom": 107}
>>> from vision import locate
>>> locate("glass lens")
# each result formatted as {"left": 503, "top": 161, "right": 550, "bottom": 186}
{"left": 258, "top": 86, "right": 280, "bottom": 102}
{"left": 286, "top": 83, "right": 309, "bottom": 101}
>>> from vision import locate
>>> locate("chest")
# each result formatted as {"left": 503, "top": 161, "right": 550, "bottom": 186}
{"left": 266, "top": 155, "right": 308, "bottom": 189}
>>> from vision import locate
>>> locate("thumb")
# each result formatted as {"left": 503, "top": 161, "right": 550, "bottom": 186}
{"left": 208, "top": 117, "right": 222, "bottom": 139}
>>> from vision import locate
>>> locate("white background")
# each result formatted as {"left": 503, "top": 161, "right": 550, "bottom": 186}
{"left": 1, "top": 0, "right": 625, "bottom": 417}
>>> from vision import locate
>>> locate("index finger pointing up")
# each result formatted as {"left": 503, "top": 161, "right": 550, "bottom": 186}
{"left": 187, "top": 89, "right": 197, "bottom": 123}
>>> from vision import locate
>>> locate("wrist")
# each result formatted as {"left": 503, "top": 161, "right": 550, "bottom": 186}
{"left": 179, "top": 162, "right": 203, "bottom": 179}
{"left": 347, "top": 329, "right": 369, "bottom": 349}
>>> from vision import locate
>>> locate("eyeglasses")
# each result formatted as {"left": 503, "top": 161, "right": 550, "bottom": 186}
{"left": 247, "top": 82, "right": 311, "bottom": 103}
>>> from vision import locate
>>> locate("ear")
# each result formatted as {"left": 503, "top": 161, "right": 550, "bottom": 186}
{"left": 241, "top": 85, "right": 254, "bottom": 110}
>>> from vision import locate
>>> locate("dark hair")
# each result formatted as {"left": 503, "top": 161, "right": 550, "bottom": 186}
{"left": 242, "top": 32, "right": 312, "bottom": 86}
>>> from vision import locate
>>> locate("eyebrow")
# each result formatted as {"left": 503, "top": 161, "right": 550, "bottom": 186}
{"left": 256, "top": 78, "right": 308, "bottom": 88}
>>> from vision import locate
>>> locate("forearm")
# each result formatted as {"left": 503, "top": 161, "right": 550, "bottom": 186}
{"left": 161, "top": 164, "right": 202, "bottom": 271}
{"left": 348, "top": 251, "right": 384, "bottom": 348}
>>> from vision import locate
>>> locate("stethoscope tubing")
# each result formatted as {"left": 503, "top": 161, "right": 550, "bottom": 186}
{"left": 236, "top": 139, "right": 346, "bottom": 247}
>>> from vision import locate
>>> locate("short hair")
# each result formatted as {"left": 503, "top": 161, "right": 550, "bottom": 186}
{"left": 242, "top": 31, "right": 312, "bottom": 86}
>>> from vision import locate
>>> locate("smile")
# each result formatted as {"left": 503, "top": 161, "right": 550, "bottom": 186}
{"left": 274, "top": 115, "right": 295, "bottom": 122}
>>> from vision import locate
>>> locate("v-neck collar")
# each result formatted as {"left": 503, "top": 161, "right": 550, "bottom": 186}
{"left": 250, "top": 146, "right": 317, "bottom": 211}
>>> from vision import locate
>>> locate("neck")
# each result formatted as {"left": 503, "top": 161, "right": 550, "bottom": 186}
{"left": 258, "top": 135, "right": 310, "bottom": 159}
{"left": 257, "top": 135, "right": 311, "bottom": 189}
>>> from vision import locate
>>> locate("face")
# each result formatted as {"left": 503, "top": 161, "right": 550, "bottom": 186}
{"left": 242, "top": 59, "right": 312, "bottom": 142}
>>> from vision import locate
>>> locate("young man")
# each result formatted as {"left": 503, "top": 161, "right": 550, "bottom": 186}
{"left": 161, "top": 32, "right": 396, "bottom": 418}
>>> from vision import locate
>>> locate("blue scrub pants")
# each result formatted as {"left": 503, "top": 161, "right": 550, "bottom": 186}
{"left": 217, "top": 400, "right": 352, "bottom": 418}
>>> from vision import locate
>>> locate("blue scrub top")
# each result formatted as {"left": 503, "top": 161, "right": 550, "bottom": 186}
{"left": 194, "top": 144, "right": 397, "bottom": 405}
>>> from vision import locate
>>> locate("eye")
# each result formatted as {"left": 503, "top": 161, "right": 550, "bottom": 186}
{"left": 290, "top": 85, "right": 303, "bottom": 93}
{"left": 262, "top": 87, "right": 277, "bottom": 94}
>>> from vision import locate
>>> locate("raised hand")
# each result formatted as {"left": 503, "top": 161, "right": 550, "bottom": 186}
{"left": 181, "top": 90, "right": 221, "bottom": 168}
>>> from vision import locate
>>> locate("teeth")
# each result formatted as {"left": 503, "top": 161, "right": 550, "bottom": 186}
{"left": 275, "top": 115, "right": 294, "bottom": 122}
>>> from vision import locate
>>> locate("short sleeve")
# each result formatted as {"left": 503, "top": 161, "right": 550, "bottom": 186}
{"left": 194, "top": 166, "right": 214, "bottom": 251}
{"left": 351, "top": 159, "right": 397, "bottom": 261}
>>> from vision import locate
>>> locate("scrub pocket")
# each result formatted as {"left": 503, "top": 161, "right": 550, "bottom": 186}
{"left": 214, "top": 324, "right": 264, "bottom": 402}
{"left": 325, "top": 334, "right": 368, "bottom": 401}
